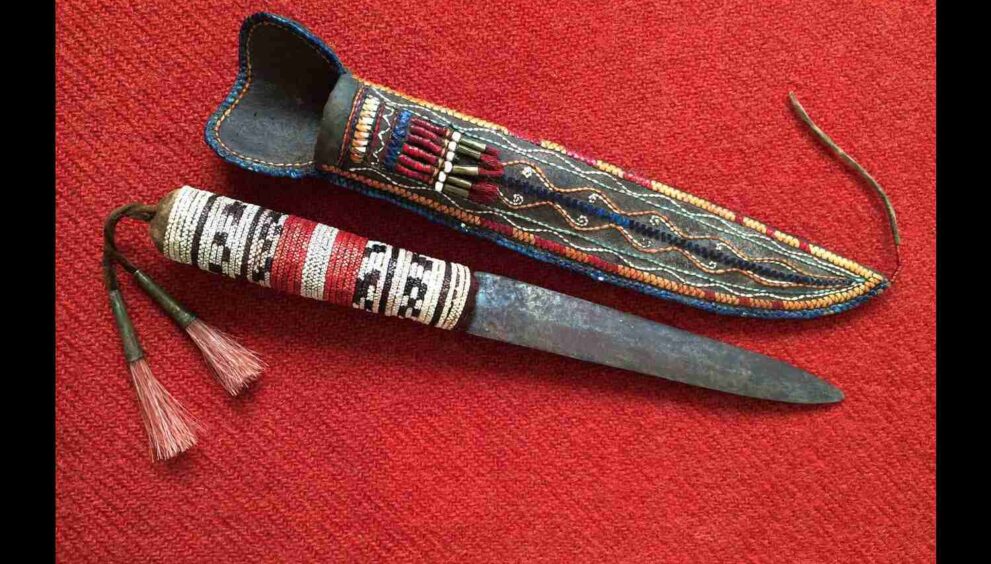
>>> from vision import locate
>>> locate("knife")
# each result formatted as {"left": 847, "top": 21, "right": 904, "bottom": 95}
{"left": 139, "top": 186, "right": 842, "bottom": 404}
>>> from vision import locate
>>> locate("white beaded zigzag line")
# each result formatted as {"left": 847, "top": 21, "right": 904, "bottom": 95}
{"left": 370, "top": 90, "right": 867, "bottom": 289}
{"left": 377, "top": 89, "right": 859, "bottom": 282}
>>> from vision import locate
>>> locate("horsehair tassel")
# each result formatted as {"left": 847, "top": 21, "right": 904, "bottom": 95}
{"left": 103, "top": 252, "right": 199, "bottom": 461}
{"left": 147, "top": 186, "right": 478, "bottom": 332}
{"left": 132, "top": 271, "right": 265, "bottom": 396}
{"left": 105, "top": 204, "right": 265, "bottom": 397}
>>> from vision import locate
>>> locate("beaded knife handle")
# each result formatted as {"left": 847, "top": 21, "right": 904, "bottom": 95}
{"left": 150, "top": 186, "right": 476, "bottom": 330}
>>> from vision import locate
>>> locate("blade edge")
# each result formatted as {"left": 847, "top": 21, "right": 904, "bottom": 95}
{"left": 465, "top": 273, "right": 842, "bottom": 404}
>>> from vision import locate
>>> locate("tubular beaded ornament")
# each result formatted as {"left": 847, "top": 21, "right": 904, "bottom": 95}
{"left": 160, "top": 186, "right": 475, "bottom": 329}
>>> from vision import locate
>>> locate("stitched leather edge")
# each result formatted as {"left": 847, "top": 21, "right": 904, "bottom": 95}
{"left": 204, "top": 12, "right": 348, "bottom": 176}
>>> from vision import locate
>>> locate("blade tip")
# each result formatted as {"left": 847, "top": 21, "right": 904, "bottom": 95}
{"left": 820, "top": 386, "right": 845, "bottom": 404}
{"left": 801, "top": 382, "right": 844, "bottom": 405}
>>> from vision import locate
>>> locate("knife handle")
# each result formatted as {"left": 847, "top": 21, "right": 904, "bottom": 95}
{"left": 150, "top": 186, "right": 476, "bottom": 330}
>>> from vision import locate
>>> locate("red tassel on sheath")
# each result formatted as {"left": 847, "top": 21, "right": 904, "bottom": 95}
{"left": 480, "top": 153, "right": 502, "bottom": 170}
{"left": 469, "top": 182, "right": 500, "bottom": 204}
{"left": 398, "top": 117, "right": 504, "bottom": 205}
{"left": 479, "top": 157, "right": 504, "bottom": 177}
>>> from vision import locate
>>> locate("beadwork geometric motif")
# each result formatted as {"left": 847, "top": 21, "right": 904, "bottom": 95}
{"left": 319, "top": 83, "right": 889, "bottom": 318}
{"left": 162, "top": 186, "right": 474, "bottom": 329}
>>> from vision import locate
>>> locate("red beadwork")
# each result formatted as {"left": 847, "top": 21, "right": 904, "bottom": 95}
{"left": 324, "top": 231, "right": 369, "bottom": 306}
{"left": 409, "top": 124, "right": 442, "bottom": 143}
{"left": 395, "top": 163, "right": 433, "bottom": 183}
{"left": 401, "top": 145, "right": 442, "bottom": 167}
{"left": 398, "top": 155, "right": 434, "bottom": 175}
{"left": 480, "top": 218, "right": 513, "bottom": 237}
{"left": 270, "top": 216, "right": 316, "bottom": 294}
{"left": 411, "top": 117, "right": 447, "bottom": 137}
{"left": 290, "top": 220, "right": 318, "bottom": 296}
{"left": 407, "top": 133, "right": 445, "bottom": 156}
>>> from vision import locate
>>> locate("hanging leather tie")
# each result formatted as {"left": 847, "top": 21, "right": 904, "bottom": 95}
{"left": 789, "top": 92, "right": 901, "bottom": 283}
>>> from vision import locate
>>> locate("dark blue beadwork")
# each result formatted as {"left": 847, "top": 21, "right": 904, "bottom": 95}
{"left": 503, "top": 175, "right": 840, "bottom": 288}
{"left": 383, "top": 110, "right": 412, "bottom": 171}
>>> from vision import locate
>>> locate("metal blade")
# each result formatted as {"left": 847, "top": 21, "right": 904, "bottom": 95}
{"left": 465, "top": 273, "right": 842, "bottom": 404}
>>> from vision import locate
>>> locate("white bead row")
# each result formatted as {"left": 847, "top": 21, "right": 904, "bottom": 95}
{"left": 350, "top": 96, "right": 381, "bottom": 164}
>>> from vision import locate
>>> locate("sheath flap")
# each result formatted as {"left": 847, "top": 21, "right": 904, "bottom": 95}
{"left": 205, "top": 13, "right": 347, "bottom": 178}
{"left": 207, "top": 13, "right": 889, "bottom": 319}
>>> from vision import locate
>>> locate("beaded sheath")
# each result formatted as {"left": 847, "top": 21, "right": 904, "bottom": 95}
{"left": 155, "top": 186, "right": 475, "bottom": 330}
{"left": 204, "top": 12, "right": 890, "bottom": 319}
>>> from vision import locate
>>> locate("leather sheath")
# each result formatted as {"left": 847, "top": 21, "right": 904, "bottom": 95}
{"left": 205, "top": 12, "right": 888, "bottom": 319}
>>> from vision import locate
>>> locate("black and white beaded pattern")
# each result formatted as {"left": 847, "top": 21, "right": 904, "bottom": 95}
{"left": 163, "top": 187, "right": 211, "bottom": 266}
{"left": 352, "top": 241, "right": 471, "bottom": 330}
{"left": 245, "top": 209, "right": 288, "bottom": 286}
{"left": 164, "top": 186, "right": 287, "bottom": 287}
{"left": 200, "top": 198, "right": 250, "bottom": 275}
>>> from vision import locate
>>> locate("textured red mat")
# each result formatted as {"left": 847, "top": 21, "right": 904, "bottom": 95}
{"left": 56, "top": 2, "right": 935, "bottom": 561}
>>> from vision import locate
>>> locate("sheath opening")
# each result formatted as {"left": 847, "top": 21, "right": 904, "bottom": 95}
{"left": 206, "top": 13, "right": 348, "bottom": 177}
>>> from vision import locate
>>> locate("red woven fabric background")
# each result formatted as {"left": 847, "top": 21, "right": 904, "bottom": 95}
{"left": 55, "top": 1, "right": 935, "bottom": 561}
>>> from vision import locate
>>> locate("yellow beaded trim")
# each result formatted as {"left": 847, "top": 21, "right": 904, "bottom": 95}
{"left": 538, "top": 143, "right": 885, "bottom": 284}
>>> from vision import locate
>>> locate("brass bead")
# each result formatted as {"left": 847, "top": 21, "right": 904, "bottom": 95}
{"left": 459, "top": 137, "right": 488, "bottom": 153}
{"left": 445, "top": 176, "right": 472, "bottom": 190}
{"left": 455, "top": 145, "right": 483, "bottom": 160}
{"left": 450, "top": 165, "right": 480, "bottom": 177}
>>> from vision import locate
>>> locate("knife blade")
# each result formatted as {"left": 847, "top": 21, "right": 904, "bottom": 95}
{"left": 468, "top": 272, "right": 842, "bottom": 404}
